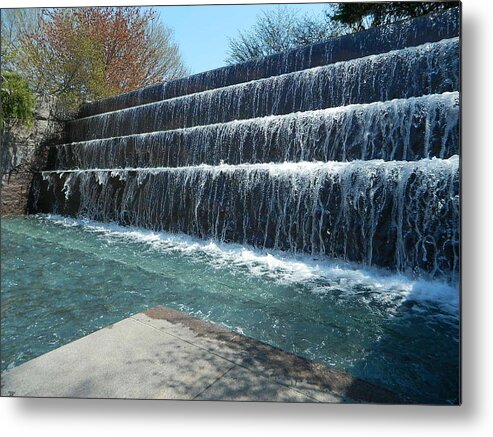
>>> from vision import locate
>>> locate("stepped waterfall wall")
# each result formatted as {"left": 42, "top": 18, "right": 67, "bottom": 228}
{"left": 31, "top": 8, "right": 461, "bottom": 281}
{"left": 78, "top": 7, "right": 459, "bottom": 118}
{"left": 67, "top": 38, "right": 459, "bottom": 142}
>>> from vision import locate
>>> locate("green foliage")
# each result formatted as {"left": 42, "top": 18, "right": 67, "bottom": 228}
{"left": 1, "top": 71, "right": 36, "bottom": 130}
{"left": 330, "top": 2, "right": 459, "bottom": 32}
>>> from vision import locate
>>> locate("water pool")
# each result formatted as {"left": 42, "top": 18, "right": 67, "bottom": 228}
{"left": 1, "top": 215, "right": 459, "bottom": 403}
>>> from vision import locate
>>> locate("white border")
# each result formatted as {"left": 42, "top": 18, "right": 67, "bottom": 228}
{"left": 1, "top": 0, "right": 492, "bottom": 435}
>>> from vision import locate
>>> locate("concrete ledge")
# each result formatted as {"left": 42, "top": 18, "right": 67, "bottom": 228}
{"left": 143, "top": 306, "right": 402, "bottom": 404}
{"left": 1, "top": 305, "right": 401, "bottom": 403}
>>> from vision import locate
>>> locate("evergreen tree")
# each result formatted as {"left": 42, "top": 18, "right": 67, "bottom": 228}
{"left": 330, "top": 2, "right": 459, "bottom": 32}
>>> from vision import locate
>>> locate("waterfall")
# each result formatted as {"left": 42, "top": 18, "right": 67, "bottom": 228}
{"left": 32, "top": 8, "right": 460, "bottom": 281}
{"left": 35, "top": 156, "right": 459, "bottom": 279}
{"left": 78, "top": 7, "right": 459, "bottom": 118}
{"left": 68, "top": 38, "right": 459, "bottom": 142}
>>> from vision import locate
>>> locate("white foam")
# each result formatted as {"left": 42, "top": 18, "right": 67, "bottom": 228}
{"left": 41, "top": 214, "right": 459, "bottom": 317}
{"left": 40, "top": 155, "right": 460, "bottom": 177}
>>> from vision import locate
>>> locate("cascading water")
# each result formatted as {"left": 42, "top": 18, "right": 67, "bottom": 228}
{"left": 78, "top": 7, "right": 459, "bottom": 118}
{"left": 35, "top": 156, "right": 459, "bottom": 279}
{"left": 20, "top": 8, "right": 461, "bottom": 403}
{"left": 67, "top": 38, "right": 459, "bottom": 142}
{"left": 33, "top": 21, "right": 460, "bottom": 279}
{"left": 51, "top": 92, "right": 459, "bottom": 170}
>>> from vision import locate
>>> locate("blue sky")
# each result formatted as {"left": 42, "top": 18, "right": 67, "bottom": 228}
{"left": 157, "top": 3, "right": 332, "bottom": 74}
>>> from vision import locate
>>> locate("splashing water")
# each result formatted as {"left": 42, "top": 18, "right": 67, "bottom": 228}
{"left": 36, "top": 157, "right": 459, "bottom": 279}
{"left": 1, "top": 215, "right": 459, "bottom": 403}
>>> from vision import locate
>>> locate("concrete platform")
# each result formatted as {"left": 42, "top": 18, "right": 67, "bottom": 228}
{"left": 1, "top": 306, "right": 401, "bottom": 403}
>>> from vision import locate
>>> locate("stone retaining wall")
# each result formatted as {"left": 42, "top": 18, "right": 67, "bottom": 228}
{"left": 1, "top": 96, "right": 68, "bottom": 216}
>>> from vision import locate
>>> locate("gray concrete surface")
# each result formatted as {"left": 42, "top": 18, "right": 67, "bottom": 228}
{"left": 1, "top": 306, "right": 401, "bottom": 403}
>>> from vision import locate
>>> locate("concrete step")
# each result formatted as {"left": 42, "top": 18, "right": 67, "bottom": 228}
{"left": 1, "top": 306, "right": 401, "bottom": 403}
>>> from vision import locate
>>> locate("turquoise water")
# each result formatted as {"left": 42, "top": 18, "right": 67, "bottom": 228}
{"left": 1, "top": 215, "right": 459, "bottom": 403}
